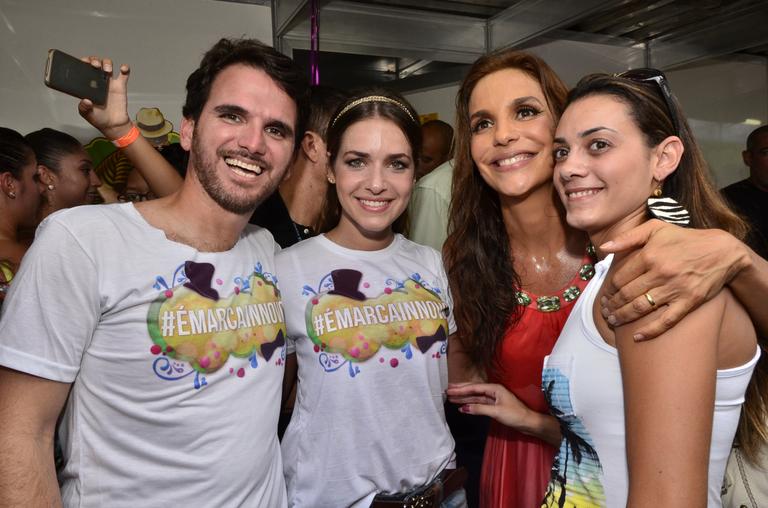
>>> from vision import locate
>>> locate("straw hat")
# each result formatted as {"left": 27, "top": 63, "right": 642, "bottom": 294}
{"left": 135, "top": 107, "right": 173, "bottom": 139}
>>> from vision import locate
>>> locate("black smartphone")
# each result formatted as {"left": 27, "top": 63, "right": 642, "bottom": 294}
{"left": 44, "top": 49, "right": 108, "bottom": 105}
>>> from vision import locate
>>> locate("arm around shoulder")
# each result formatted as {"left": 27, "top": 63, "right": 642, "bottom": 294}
{"left": 728, "top": 245, "right": 768, "bottom": 337}
{"left": 602, "top": 224, "right": 768, "bottom": 340}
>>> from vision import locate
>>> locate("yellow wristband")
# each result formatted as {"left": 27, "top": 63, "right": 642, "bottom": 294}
{"left": 111, "top": 125, "right": 141, "bottom": 148}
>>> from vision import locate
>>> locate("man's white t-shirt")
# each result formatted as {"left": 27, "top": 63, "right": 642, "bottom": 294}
{"left": 276, "top": 234, "right": 456, "bottom": 508}
{"left": 0, "top": 203, "right": 288, "bottom": 507}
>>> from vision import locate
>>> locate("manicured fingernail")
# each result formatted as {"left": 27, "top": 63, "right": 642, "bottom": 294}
{"left": 607, "top": 315, "right": 618, "bottom": 326}
{"left": 601, "top": 307, "right": 610, "bottom": 318}
{"left": 633, "top": 334, "right": 645, "bottom": 341}
{"left": 459, "top": 405, "right": 470, "bottom": 414}
{"left": 600, "top": 296, "right": 608, "bottom": 306}
{"left": 600, "top": 241, "right": 614, "bottom": 250}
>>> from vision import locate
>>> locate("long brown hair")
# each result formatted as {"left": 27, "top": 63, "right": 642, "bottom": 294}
{"left": 443, "top": 50, "right": 568, "bottom": 373}
{"left": 567, "top": 73, "right": 765, "bottom": 462}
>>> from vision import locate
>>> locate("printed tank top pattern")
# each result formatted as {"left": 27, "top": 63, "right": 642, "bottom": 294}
{"left": 541, "top": 366, "right": 606, "bottom": 508}
{"left": 302, "top": 268, "right": 449, "bottom": 378}
{"left": 146, "top": 260, "right": 287, "bottom": 389}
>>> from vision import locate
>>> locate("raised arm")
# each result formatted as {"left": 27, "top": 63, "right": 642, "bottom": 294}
{"left": 78, "top": 57, "right": 183, "bottom": 197}
{"left": 611, "top": 272, "right": 725, "bottom": 507}
{"left": 601, "top": 220, "right": 768, "bottom": 339}
{"left": 0, "top": 367, "right": 71, "bottom": 507}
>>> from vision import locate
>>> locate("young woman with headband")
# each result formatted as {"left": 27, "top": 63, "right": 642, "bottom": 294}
{"left": 276, "top": 89, "right": 466, "bottom": 508}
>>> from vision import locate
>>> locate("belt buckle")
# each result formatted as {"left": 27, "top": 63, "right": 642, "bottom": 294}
{"left": 402, "top": 484, "right": 438, "bottom": 508}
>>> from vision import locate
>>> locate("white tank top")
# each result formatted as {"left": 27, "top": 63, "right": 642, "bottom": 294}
{"left": 541, "top": 254, "right": 760, "bottom": 507}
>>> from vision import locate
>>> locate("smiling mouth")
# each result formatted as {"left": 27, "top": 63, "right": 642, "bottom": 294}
{"left": 566, "top": 188, "right": 602, "bottom": 199}
{"left": 494, "top": 152, "right": 535, "bottom": 167}
{"left": 358, "top": 198, "right": 391, "bottom": 211}
{"left": 225, "top": 157, "right": 263, "bottom": 176}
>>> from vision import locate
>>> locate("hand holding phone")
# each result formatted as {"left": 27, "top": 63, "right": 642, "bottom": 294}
{"left": 46, "top": 52, "right": 133, "bottom": 141}
{"left": 44, "top": 49, "right": 109, "bottom": 105}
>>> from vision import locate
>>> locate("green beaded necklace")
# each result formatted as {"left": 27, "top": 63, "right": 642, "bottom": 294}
{"left": 515, "top": 244, "right": 597, "bottom": 313}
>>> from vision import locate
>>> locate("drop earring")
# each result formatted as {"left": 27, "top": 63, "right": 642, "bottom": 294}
{"left": 8, "top": 191, "right": 16, "bottom": 199}
{"left": 647, "top": 185, "right": 690, "bottom": 226}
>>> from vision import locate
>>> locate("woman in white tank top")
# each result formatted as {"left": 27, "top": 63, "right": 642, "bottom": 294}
{"left": 451, "top": 71, "right": 761, "bottom": 507}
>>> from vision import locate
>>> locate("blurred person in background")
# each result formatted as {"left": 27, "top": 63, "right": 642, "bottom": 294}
{"left": 0, "top": 127, "right": 41, "bottom": 309}
{"left": 418, "top": 119, "right": 453, "bottom": 180}
{"left": 250, "top": 85, "right": 348, "bottom": 248}
{"left": 25, "top": 128, "right": 101, "bottom": 220}
{"left": 722, "top": 125, "right": 768, "bottom": 259}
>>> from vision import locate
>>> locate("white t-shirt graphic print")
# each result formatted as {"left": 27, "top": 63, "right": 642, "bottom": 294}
{"left": 277, "top": 234, "right": 456, "bottom": 508}
{"left": 0, "top": 203, "right": 288, "bottom": 508}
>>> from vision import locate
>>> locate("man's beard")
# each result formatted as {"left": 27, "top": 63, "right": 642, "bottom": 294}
{"left": 190, "top": 132, "right": 281, "bottom": 215}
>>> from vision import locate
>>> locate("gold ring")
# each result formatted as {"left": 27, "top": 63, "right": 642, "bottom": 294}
{"left": 644, "top": 292, "right": 657, "bottom": 308}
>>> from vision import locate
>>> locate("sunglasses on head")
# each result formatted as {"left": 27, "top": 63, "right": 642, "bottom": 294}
{"left": 616, "top": 68, "right": 681, "bottom": 136}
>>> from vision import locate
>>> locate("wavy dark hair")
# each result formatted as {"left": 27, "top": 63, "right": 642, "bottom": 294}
{"left": 443, "top": 49, "right": 568, "bottom": 374}
{"left": 318, "top": 88, "right": 421, "bottom": 235}
{"left": 182, "top": 37, "right": 308, "bottom": 146}
{"left": 0, "top": 127, "right": 34, "bottom": 179}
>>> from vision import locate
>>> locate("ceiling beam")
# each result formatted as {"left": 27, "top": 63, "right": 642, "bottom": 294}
{"left": 649, "top": 4, "right": 768, "bottom": 69}
{"left": 487, "top": 0, "right": 627, "bottom": 51}
{"left": 278, "top": 0, "right": 486, "bottom": 64}
{"left": 273, "top": 0, "right": 307, "bottom": 38}
{"left": 398, "top": 59, "right": 432, "bottom": 79}
{"left": 387, "top": 65, "right": 470, "bottom": 93}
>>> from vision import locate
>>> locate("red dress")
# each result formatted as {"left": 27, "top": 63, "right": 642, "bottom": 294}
{"left": 480, "top": 252, "right": 596, "bottom": 508}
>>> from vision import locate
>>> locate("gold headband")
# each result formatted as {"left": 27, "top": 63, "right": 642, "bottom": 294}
{"left": 331, "top": 95, "right": 416, "bottom": 127}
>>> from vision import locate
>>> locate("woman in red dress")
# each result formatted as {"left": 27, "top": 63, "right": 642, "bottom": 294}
{"left": 443, "top": 49, "right": 768, "bottom": 508}
{"left": 443, "top": 51, "right": 586, "bottom": 508}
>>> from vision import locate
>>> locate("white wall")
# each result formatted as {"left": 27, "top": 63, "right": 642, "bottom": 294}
{"left": 0, "top": 0, "right": 273, "bottom": 140}
{"left": 667, "top": 57, "right": 768, "bottom": 187}
{"left": 404, "top": 84, "right": 459, "bottom": 127}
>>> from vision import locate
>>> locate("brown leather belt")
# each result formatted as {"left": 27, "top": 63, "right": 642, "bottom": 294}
{"left": 370, "top": 467, "right": 467, "bottom": 508}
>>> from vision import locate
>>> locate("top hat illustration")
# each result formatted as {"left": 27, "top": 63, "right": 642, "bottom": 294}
{"left": 328, "top": 269, "right": 366, "bottom": 301}
{"left": 135, "top": 107, "right": 173, "bottom": 139}
{"left": 183, "top": 261, "right": 220, "bottom": 301}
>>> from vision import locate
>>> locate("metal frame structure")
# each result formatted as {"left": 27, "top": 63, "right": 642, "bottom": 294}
{"left": 267, "top": 0, "right": 768, "bottom": 91}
